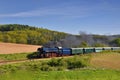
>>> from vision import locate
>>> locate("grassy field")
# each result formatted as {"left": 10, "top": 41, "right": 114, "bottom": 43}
{"left": 91, "top": 52, "right": 120, "bottom": 69}
{"left": 0, "top": 69, "right": 120, "bottom": 80}
{"left": 0, "top": 51, "right": 120, "bottom": 80}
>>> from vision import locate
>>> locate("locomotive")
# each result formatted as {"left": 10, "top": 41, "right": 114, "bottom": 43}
{"left": 37, "top": 47, "right": 120, "bottom": 58}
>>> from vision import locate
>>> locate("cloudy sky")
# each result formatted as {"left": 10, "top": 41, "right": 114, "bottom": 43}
{"left": 0, "top": 0, "right": 120, "bottom": 35}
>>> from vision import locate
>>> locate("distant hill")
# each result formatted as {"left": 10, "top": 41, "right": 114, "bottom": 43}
{"left": 0, "top": 24, "right": 120, "bottom": 47}
{"left": 0, "top": 24, "right": 67, "bottom": 45}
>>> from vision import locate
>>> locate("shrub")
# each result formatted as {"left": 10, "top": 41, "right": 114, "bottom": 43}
{"left": 66, "top": 56, "right": 90, "bottom": 69}
{"left": 57, "top": 58, "right": 67, "bottom": 67}
{"left": 46, "top": 56, "right": 90, "bottom": 70}
{"left": 47, "top": 58, "right": 67, "bottom": 67}
{"left": 57, "top": 66, "right": 66, "bottom": 71}
{"left": 40, "top": 64, "right": 55, "bottom": 71}
{"left": 47, "top": 58, "right": 58, "bottom": 67}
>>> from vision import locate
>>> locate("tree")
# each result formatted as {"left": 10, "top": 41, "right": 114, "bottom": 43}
{"left": 92, "top": 43, "right": 107, "bottom": 47}
{"left": 3, "top": 34, "right": 11, "bottom": 42}
{"left": 0, "top": 33, "right": 3, "bottom": 41}
{"left": 79, "top": 41, "right": 88, "bottom": 47}
{"left": 110, "top": 38, "right": 120, "bottom": 47}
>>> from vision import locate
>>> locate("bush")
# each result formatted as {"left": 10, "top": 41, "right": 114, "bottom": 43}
{"left": 47, "top": 58, "right": 67, "bottom": 67}
{"left": 40, "top": 64, "right": 55, "bottom": 71}
{"left": 66, "top": 56, "right": 90, "bottom": 69}
{"left": 46, "top": 56, "right": 90, "bottom": 70}
{"left": 47, "top": 58, "right": 58, "bottom": 67}
{"left": 57, "top": 58, "right": 67, "bottom": 67}
{"left": 57, "top": 66, "right": 66, "bottom": 71}
{"left": 0, "top": 55, "right": 91, "bottom": 72}
{"left": 42, "top": 58, "right": 67, "bottom": 71}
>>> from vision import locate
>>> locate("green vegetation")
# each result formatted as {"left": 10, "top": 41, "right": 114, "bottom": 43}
{"left": 0, "top": 52, "right": 120, "bottom": 80}
{"left": 92, "top": 43, "right": 108, "bottom": 47}
{"left": 79, "top": 41, "right": 89, "bottom": 47}
{"left": 0, "top": 52, "right": 37, "bottom": 61}
{"left": 40, "top": 55, "right": 90, "bottom": 71}
{"left": 0, "top": 55, "right": 90, "bottom": 72}
{"left": 110, "top": 38, "right": 120, "bottom": 47}
{"left": 0, "top": 55, "right": 92, "bottom": 80}
{"left": 0, "top": 24, "right": 66, "bottom": 45}
{"left": 0, "top": 69, "right": 120, "bottom": 80}
{"left": 99, "top": 50, "right": 120, "bottom": 54}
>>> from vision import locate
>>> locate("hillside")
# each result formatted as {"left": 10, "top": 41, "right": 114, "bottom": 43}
{"left": 0, "top": 42, "right": 40, "bottom": 54}
{"left": 0, "top": 24, "right": 67, "bottom": 45}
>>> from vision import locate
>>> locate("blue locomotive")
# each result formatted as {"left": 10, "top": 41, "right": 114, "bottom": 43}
{"left": 37, "top": 47, "right": 120, "bottom": 58}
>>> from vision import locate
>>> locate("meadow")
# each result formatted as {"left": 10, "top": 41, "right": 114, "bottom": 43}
{"left": 0, "top": 51, "right": 120, "bottom": 80}
{"left": 0, "top": 69, "right": 120, "bottom": 80}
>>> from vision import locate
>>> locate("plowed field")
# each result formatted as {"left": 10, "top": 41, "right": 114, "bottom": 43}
{"left": 0, "top": 42, "right": 41, "bottom": 54}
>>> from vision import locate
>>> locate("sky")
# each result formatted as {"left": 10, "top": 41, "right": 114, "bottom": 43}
{"left": 0, "top": 0, "right": 120, "bottom": 35}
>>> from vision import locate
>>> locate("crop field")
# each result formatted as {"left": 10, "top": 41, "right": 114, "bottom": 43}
{"left": 91, "top": 53, "right": 120, "bottom": 69}
{"left": 0, "top": 42, "right": 40, "bottom": 54}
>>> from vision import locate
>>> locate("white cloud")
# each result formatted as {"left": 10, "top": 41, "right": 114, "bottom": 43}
{"left": 0, "top": 6, "right": 93, "bottom": 18}
{"left": 0, "top": 2, "right": 119, "bottom": 18}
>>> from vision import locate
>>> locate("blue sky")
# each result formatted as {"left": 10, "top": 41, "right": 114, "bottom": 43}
{"left": 0, "top": 0, "right": 120, "bottom": 35}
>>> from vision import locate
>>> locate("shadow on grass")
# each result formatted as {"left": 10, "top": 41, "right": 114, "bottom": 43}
{"left": 27, "top": 52, "right": 39, "bottom": 59}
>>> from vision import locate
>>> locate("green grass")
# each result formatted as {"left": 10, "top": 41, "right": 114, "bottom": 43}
{"left": 0, "top": 55, "right": 91, "bottom": 72}
{"left": 0, "top": 54, "right": 120, "bottom": 80}
{"left": 0, "top": 52, "right": 37, "bottom": 60}
{"left": 0, "top": 51, "right": 120, "bottom": 80}
{"left": 0, "top": 69, "right": 120, "bottom": 80}
{"left": 100, "top": 50, "right": 120, "bottom": 54}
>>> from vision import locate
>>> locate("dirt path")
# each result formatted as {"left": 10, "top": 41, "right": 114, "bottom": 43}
{"left": 0, "top": 58, "right": 50, "bottom": 65}
{"left": 0, "top": 42, "right": 41, "bottom": 54}
{"left": 0, "top": 59, "right": 28, "bottom": 65}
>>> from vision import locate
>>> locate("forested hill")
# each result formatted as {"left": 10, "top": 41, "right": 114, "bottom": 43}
{"left": 0, "top": 24, "right": 120, "bottom": 47}
{"left": 0, "top": 24, "right": 67, "bottom": 45}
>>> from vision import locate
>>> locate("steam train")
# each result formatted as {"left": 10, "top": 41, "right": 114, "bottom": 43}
{"left": 37, "top": 47, "right": 120, "bottom": 58}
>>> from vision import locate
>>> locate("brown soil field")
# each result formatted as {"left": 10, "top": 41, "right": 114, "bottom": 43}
{"left": 91, "top": 53, "right": 120, "bottom": 69}
{"left": 0, "top": 42, "right": 41, "bottom": 54}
